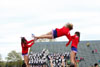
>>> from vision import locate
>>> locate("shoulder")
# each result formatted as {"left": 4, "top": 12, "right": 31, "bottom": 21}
{"left": 75, "top": 35, "right": 79, "bottom": 40}
{"left": 71, "top": 35, "right": 78, "bottom": 39}
{"left": 63, "top": 26, "right": 70, "bottom": 32}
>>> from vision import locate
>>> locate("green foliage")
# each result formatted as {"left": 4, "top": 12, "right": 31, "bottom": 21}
{"left": 0, "top": 54, "right": 2, "bottom": 61}
{"left": 6, "top": 50, "right": 22, "bottom": 62}
{"left": 5, "top": 50, "right": 23, "bottom": 67}
{"left": 5, "top": 61, "right": 23, "bottom": 67}
{"left": 0, "top": 54, "right": 5, "bottom": 67}
{"left": 0, "top": 61, "right": 5, "bottom": 67}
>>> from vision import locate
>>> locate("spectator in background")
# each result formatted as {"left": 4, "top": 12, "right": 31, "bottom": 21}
{"left": 61, "top": 55, "right": 65, "bottom": 67}
{"left": 50, "top": 56, "right": 53, "bottom": 67}
{"left": 94, "top": 63, "right": 98, "bottom": 67}
{"left": 49, "top": 54, "right": 66, "bottom": 67}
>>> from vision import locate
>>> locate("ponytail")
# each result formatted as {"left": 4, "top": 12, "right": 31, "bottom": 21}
{"left": 21, "top": 37, "right": 27, "bottom": 45}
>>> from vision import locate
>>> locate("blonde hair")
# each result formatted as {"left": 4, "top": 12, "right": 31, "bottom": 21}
{"left": 64, "top": 23, "right": 73, "bottom": 30}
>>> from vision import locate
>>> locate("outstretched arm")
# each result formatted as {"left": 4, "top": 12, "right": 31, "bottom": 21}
{"left": 27, "top": 40, "right": 34, "bottom": 44}
{"left": 66, "top": 34, "right": 72, "bottom": 47}
{"left": 66, "top": 40, "right": 71, "bottom": 47}
{"left": 66, "top": 36, "right": 74, "bottom": 47}
{"left": 26, "top": 40, "right": 34, "bottom": 47}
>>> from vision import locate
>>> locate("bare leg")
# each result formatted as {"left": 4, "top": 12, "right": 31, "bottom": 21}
{"left": 24, "top": 55, "right": 30, "bottom": 67}
{"left": 70, "top": 51, "right": 77, "bottom": 67}
{"left": 35, "top": 31, "right": 53, "bottom": 39}
{"left": 46, "top": 31, "right": 52, "bottom": 35}
{"left": 74, "top": 58, "right": 77, "bottom": 67}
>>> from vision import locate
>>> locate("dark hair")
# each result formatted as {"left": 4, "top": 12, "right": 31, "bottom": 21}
{"left": 75, "top": 31, "right": 80, "bottom": 42}
{"left": 21, "top": 37, "right": 27, "bottom": 45}
{"left": 94, "top": 63, "right": 98, "bottom": 67}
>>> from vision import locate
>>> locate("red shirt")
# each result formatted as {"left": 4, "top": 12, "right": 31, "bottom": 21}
{"left": 71, "top": 34, "right": 79, "bottom": 48}
{"left": 66, "top": 34, "right": 79, "bottom": 48}
{"left": 56, "top": 26, "right": 71, "bottom": 40}
{"left": 21, "top": 40, "right": 34, "bottom": 54}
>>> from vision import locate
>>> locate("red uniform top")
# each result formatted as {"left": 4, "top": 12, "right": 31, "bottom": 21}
{"left": 56, "top": 26, "right": 71, "bottom": 40}
{"left": 66, "top": 34, "right": 79, "bottom": 48}
{"left": 21, "top": 40, "right": 34, "bottom": 54}
{"left": 71, "top": 34, "right": 79, "bottom": 48}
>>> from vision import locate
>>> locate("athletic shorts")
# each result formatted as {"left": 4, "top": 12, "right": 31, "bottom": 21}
{"left": 71, "top": 47, "right": 78, "bottom": 53}
{"left": 22, "top": 53, "right": 28, "bottom": 56}
{"left": 52, "top": 29, "right": 57, "bottom": 38}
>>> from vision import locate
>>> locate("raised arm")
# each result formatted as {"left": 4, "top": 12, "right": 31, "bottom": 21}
{"left": 66, "top": 36, "right": 74, "bottom": 47}
{"left": 66, "top": 33, "right": 72, "bottom": 47}
{"left": 27, "top": 40, "right": 34, "bottom": 44}
{"left": 26, "top": 40, "right": 34, "bottom": 47}
{"left": 66, "top": 40, "right": 71, "bottom": 47}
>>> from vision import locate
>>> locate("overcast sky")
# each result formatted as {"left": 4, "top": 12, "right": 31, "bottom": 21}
{"left": 0, "top": 0, "right": 100, "bottom": 60}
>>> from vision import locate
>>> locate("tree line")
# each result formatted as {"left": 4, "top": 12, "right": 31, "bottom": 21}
{"left": 0, "top": 50, "right": 23, "bottom": 67}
